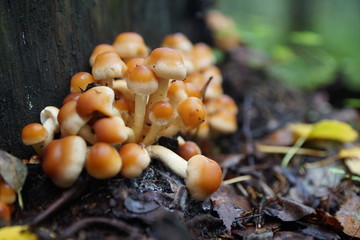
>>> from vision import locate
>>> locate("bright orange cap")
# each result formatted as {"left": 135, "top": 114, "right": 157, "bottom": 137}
{"left": 93, "top": 116, "right": 128, "bottom": 144}
{"left": 89, "top": 43, "right": 117, "bottom": 66}
{"left": 70, "top": 72, "right": 95, "bottom": 93}
{"left": 149, "top": 101, "right": 174, "bottom": 125}
{"left": 186, "top": 155, "right": 222, "bottom": 201}
{"left": 86, "top": 143, "right": 122, "bottom": 179}
{"left": 191, "top": 43, "right": 216, "bottom": 71}
{"left": 144, "top": 47, "right": 186, "bottom": 80}
{"left": 113, "top": 32, "right": 149, "bottom": 60}
{"left": 177, "top": 141, "right": 202, "bottom": 161}
{"left": 42, "top": 136, "right": 87, "bottom": 188}
{"left": 127, "top": 65, "right": 158, "bottom": 95}
{"left": 118, "top": 143, "right": 150, "bottom": 178}
{"left": 21, "top": 123, "right": 48, "bottom": 146}
{"left": 92, "top": 52, "right": 127, "bottom": 82}
{"left": 178, "top": 97, "right": 206, "bottom": 130}
{"left": 161, "top": 33, "right": 193, "bottom": 54}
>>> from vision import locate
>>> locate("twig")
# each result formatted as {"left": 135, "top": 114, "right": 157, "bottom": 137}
{"left": 281, "top": 136, "right": 307, "bottom": 167}
{"left": 256, "top": 144, "right": 327, "bottom": 157}
{"left": 56, "top": 217, "right": 138, "bottom": 240}
{"left": 304, "top": 155, "right": 340, "bottom": 168}
{"left": 30, "top": 176, "right": 88, "bottom": 226}
{"left": 223, "top": 175, "right": 251, "bottom": 185}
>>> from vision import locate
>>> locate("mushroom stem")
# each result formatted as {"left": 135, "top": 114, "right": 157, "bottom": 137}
{"left": 146, "top": 145, "right": 187, "bottom": 178}
{"left": 146, "top": 77, "right": 168, "bottom": 111}
{"left": 142, "top": 124, "right": 162, "bottom": 146}
{"left": 132, "top": 94, "right": 147, "bottom": 142}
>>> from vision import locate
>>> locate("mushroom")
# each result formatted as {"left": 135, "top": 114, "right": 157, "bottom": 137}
{"left": 21, "top": 123, "right": 49, "bottom": 156}
{"left": 126, "top": 65, "right": 158, "bottom": 141}
{"left": 177, "top": 141, "right": 202, "bottom": 161}
{"left": 118, "top": 143, "right": 150, "bottom": 178}
{"left": 86, "top": 142, "right": 122, "bottom": 179}
{"left": 0, "top": 201, "right": 10, "bottom": 222}
{"left": 191, "top": 43, "right": 216, "bottom": 71}
{"left": 142, "top": 101, "right": 174, "bottom": 146}
{"left": 92, "top": 51, "right": 127, "bottom": 88}
{"left": 161, "top": 33, "right": 193, "bottom": 54}
{"left": 62, "top": 92, "right": 82, "bottom": 105}
{"left": 177, "top": 97, "right": 206, "bottom": 131}
{"left": 146, "top": 145, "right": 222, "bottom": 201}
{"left": 0, "top": 181, "right": 16, "bottom": 204}
{"left": 70, "top": 72, "right": 95, "bottom": 93}
{"left": 209, "top": 109, "right": 237, "bottom": 134}
{"left": 42, "top": 136, "right": 87, "bottom": 188}
{"left": 76, "top": 86, "right": 115, "bottom": 117}
{"left": 89, "top": 43, "right": 117, "bottom": 67}
{"left": 93, "top": 116, "right": 135, "bottom": 144}
{"left": 143, "top": 47, "right": 187, "bottom": 110}
{"left": 40, "top": 106, "right": 60, "bottom": 143}
{"left": 113, "top": 32, "right": 149, "bottom": 62}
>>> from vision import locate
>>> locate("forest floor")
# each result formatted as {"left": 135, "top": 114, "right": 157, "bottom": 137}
{"left": 10, "top": 45, "right": 360, "bottom": 240}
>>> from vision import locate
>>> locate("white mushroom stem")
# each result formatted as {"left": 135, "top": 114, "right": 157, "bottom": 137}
{"left": 146, "top": 145, "right": 187, "bottom": 179}
{"left": 146, "top": 78, "right": 168, "bottom": 112}
{"left": 132, "top": 94, "right": 147, "bottom": 142}
{"left": 40, "top": 106, "right": 60, "bottom": 144}
{"left": 142, "top": 124, "right": 163, "bottom": 146}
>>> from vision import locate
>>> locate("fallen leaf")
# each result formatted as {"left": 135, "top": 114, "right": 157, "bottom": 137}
{"left": 335, "top": 193, "right": 360, "bottom": 238}
{"left": 263, "top": 197, "right": 314, "bottom": 221}
{"left": 338, "top": 147, "right": 360, "bottom": 175}
{"left": 0, "top": 149, "right": 28, "bottom": 192}
{"left": 0, "top": 225, "right": 37, "bottom": 240}
{"left": 289, "top": 120, "right": 358, "bottom": 143}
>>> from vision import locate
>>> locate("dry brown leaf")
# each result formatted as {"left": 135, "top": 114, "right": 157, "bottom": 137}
{"left": 0, "top": 149, "right": 28, "bottom": 192}
{"left": 335, "top": 193, "right": 360, "bottom": 238}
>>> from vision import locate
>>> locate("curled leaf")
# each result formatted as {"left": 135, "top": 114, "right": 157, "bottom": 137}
{"left": 289, "top": 120, "right": 358, "bottom": 143}
{"left": 0, "top": 149, "right": 28, "bottom": 192}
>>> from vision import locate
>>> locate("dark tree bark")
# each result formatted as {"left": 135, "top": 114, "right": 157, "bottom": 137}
{"left": 0, "top": 0, "right": 212, "bottom": 158}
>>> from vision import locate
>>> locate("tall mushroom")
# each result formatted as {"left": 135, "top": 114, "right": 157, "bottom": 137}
{"left": 146, "top": 145, "right": 222, "bottom": 201}
{"left": 126, "top": 65, "right": 158, "bottom": 141}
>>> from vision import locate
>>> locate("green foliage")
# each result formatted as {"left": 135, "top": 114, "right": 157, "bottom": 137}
{"left": 215, "top": 0, "right": 360, "bottom": 91}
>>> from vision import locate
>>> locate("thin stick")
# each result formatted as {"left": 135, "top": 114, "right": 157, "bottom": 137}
{"left": 281, "top": 136, "right": 307, "bottom": 167}
{"left": 257, "top": 144, "right": 327, "bottom": 157}
{"left": 223, "top": 175, "right": 251, "bottom": 185}
{"left": 304, "top": 155, "right": 340, "bottom": 168}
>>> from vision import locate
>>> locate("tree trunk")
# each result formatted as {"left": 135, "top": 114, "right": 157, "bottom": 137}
{"left": 0, "top": 0, "right": 212, "bottom": 158}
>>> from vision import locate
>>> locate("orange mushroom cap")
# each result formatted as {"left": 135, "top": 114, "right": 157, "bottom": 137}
{"left": 113, "top": 32, "right": 149, "bottom": 60}
{"left": 149, "top": 101, "right": 174, "bottom": 126}
{"left": 144, "top": 47, "right": 186, "bottom": 80}
{"left": 70, "top": 72, "right": 95, "bottom": 93}
{"left": 89, "top": 43, "right": 117, "bottom": 66}
{"left": 0, "top": 181, "right": 16, "bottom": 204}
{"left": 93, "top": 116, "right": 128, "bottom": 144}
{"left": 186, "top": 155, "right": 222, "bottom": 201}
{"left": 191, "top": 43, "right": 216, "bottom": 71}
{"left": 92, "top": 51, "right": 127, "bottom": 84}
{"left": 177, "top": 97, "right": 206, "bottom": 130}
{"left": 161, "top": 33, "right": 193, "bottom": 54}
{"left": 118, "top": 143, "right": 151, "bottom": 178}
{"left": 21, "top": 123, "right": 48, "bottom": 146}
{"left": 127, "top": 65, "right": 158, "bottom": 96}
{"left": 0, "top": 201, "right": 10, "bottom": 222}
{"left": 86, "top": 142, "right": 122, "bottom": 179}
{"left": 42, "top": 136, "right": 87, "bottom": 188}
{"left": 177, "top": 141, "right": 202, "bottom": 161}
{"left": 62, "top": 92, "right": 82, "bottom": 105}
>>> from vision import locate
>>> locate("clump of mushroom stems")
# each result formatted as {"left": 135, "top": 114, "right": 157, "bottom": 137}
{"left": 20, "top": 32, "right": 238, "bottom": 202}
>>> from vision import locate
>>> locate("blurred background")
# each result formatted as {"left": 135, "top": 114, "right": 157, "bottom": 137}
{"left": 212, "top": 0, "right": 360, "bottom": 95}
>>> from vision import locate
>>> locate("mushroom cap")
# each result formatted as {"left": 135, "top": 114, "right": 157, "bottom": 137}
{"left": 144, "top": 47, "right": 186, "bottom": 80}
{"left": 118, "top": 143, "right": 151, "bottom": 178}
{"left": 86, "top": 142, "right": 122, "bottom": 179}
{"left": 186, "top": 155, "right": 222, "bottom": 201}
{"left": 92, "top": 52, "right": 127, "bottom": 81}
{"left": 205, "top": 94, "right": 238, "bottom": 115}
{"left": 0, "top": 201, "right": 10, "bottom": 222}
{"left": 76, "top": 86, "right": 115, "bottom": 117}
{"left": 126, "top": 57, "right": 145, "bottom": 75}
{"left": 177, "top": 97, "right": 206, "bottom": 130}
{"left": 167, "top": 80, "right": 188, "bottom": 106}
{"left": 149, "top": 101, "right": 174, "bottom": 126}
{"left": 42, "top": 136, "right": 87, "bottom": 188}
{"left": 113, "top": 32, "right": 149, "bottom": 59}
{"left": 191, "top": 43, "right": 216, "bottom": 71}
{"left": 89, "top": 43, "right": 117, "bottom": 66}
{"left": 0, "top": 181, "right": 16, "bottom": 204}
{"left": 209, "top": 110, "right": 237, "bottom": 134}
{"left": 93, "top": 116, "right": 128, "bottom": 144}
{"left": 184, "top": 82, "right": 201, "bottom": 99}
{"left": 40, "top": 106, "right": 60, "bottom": 133}
{"left": 70, "top": 72, "right": 95, "bottom": 93}
{"left": 62, "top": 92, "right": 82, "bottom": 105}
{"left": 127, "top": 65, "right": 158, "bottom": 96}
{"left": 161, "top": 33, "right": 193, "bottom": 54}
{"left": 21, "top": 123, "right": 48, "bottom": 145}
{"left": 177, "top": 141, "right": 202, "bottom": 161}
{"left": 58, "top": 100, "right": 91, "bottom": 137}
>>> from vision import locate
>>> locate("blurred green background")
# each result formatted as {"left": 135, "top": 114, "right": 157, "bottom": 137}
{"left": 214, "top": 0, "right": 360, "bottom": 91}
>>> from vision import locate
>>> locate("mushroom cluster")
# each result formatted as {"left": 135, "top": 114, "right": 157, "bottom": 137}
{"left": 21, "top": 32, "right": 237, "bottom": 202}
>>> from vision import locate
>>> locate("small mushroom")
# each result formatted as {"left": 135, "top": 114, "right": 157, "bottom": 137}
{"left": 21, "top": 123, "right": 48, "bottom": 156}
{"left": 40, "top": 106, "right": 60, "bottom": 143}
{"left": 127, "top": 65, "right": 159, "bottom": 141}
{"left": 142, "top": 101, "right": 174, "bottom": 146}
{"left": 113, "top": 32, "right": 149, "bottom": 62}
{"left": 191, "top": 43, "right": 216, "bottom": 71}
{"left": 146, "top": 145, "right": 222, "bottom": 201}
{"left": 0, "top": 181, "right": 16, "bottom": 204}
{"left": 92, "top": 51, "right": 127, "bottom": 88}
{"left": 93, "top": 116, "right": 135, "bottom": 144}
{"left": 177, "top": 97, "right": 206, "bottom": 131}
{"left": 89, "top": 43, "right": 117, "bottom": 67}
{"left": 70, "top": 72, "right": 95, "bottom": 93}
{"left": 177, "top": 141, "right": 202, "bottom": 161}
{"left": 118, "top": 143, "right": 150, "bottom": 178}
{"left": 86, "top": 142, "right": 122, "bottom": 179}
{"left": 42, "top": 136, "right": 87, "bottom": 188}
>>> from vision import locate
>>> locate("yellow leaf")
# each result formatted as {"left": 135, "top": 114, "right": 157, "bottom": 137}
{"left": 0, "top": 225, "right": 37, "bottom": 240}
{"left": 339, "top": 147, "right": 360, "bottom": 175}
{"left": 289, "top": 120, "right": 358, "bottom": 143}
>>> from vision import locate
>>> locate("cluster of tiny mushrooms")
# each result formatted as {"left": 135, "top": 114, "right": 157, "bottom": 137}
{"left": 20, "top": 32, "right": 238, "bottom": 204}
